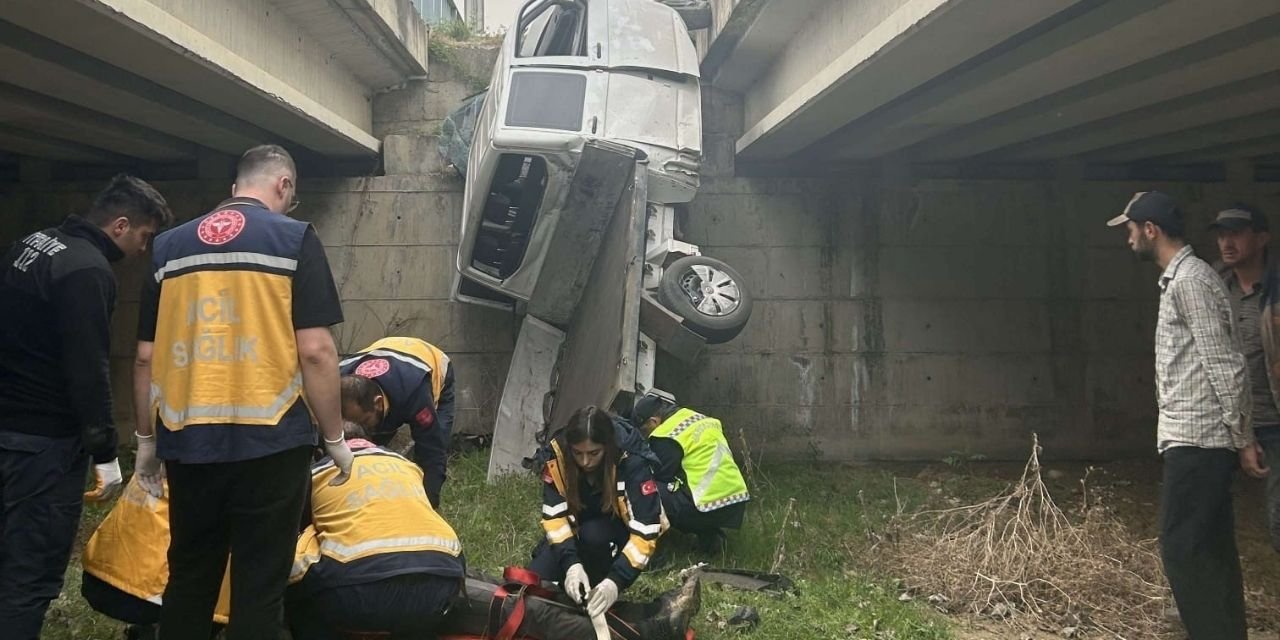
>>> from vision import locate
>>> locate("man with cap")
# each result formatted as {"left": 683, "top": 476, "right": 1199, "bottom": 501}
{"left": 631, "top": 390, "right": 750, "bottom": 554}
{"left": 1212, "top": 204, "right": 1279, "bottom": 553}
{"left": 1108, "top": 191, "right": 1259, "bottom": 640}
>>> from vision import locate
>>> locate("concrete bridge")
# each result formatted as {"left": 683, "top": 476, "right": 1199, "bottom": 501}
{"left": 0, "top": 0, "right": 428, "bottom": 178}
{"left": 699, "top": 0, "right": 1280, "bottom": 180}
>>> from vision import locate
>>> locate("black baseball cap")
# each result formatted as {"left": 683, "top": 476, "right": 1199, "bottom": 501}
{"left": 1107, "top": 191, "right": 1183, "bottom": 235}
{"left": 1208, "top": 206, "right": 1268, "bottom": 232}
{"left": 632, "top": 389, "right": 677, "bottom": 426}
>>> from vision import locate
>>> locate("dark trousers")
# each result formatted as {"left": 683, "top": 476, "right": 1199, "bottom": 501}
{"left": 661, "top": 486, "right": 746, "bottom": 535}
{"left": 529, "top": 516, "right": 628, "bottom": 584}
{"left": 1160, "top": 447, "right": 1247, "bottom": 640}
{"left": 160, "top": 446, "right": 312, "bottom": 640}
{"left": 286, "top": 573, "right": 457, "bottom": 640}
{"left": 82, "top": 571, "right": 161, "bottom": 625}
{"left": 1258, "top": 429, "right": 1280, "bottom": 553}
{"left": 0, "top": 431, "right": 88, "bottom": 640}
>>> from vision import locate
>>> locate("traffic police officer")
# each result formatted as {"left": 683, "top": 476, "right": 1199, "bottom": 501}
{"left": 0, "top": 174, "right": 171, "bottom": 640}
{"left": 287, "top": 424, "right": 464, "bottom": 639}
{"left": 340, "top": 336, "right": 455, "bottom": 507}
{"left": 632, "top": 390, "right": 750, "bottom": 552}
{"left": 133, "top": 145, "right": 353, "bottom": 640}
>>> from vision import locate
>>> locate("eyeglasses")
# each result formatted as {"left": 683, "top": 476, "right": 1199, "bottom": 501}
{"left": 286, "top": 198, "right": 301, "bottom": 214}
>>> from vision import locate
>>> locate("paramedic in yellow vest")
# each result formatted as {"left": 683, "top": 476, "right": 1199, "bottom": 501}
{"left": 340, "top": 336, "right": 455, "bottom": 508}
{"left": 286, "top": 423, "right": 464, "bottom": 640}
{"left": 131, "top": 145, "right": 354, "bottom": 640}
{"left": 80, "top": 476, "right": 231, "bottom": 640}
{"left": 530, "top": 406, "right": 664, "bottom": 620}
{"left": 632, "top": 390, "right": 750, "bottom": 553}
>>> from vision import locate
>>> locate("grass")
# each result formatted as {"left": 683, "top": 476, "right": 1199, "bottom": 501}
{"left": 42, "top": 451, "right": 954, "bottom": 640}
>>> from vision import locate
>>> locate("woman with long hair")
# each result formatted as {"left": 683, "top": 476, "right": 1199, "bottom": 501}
{"left": 530, "top": 406, "right": 664, "bottom": 619}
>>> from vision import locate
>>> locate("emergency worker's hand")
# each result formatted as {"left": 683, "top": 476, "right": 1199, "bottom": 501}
{"left": 564, "top": 563, "right": 590, "bottom": 604}
{"left": 84, "top": 458, "right": 123, "bottom": 502}
{"left": 1240, "top": 442, "right": 1270, "bottom": 480}
{"left": 324, "top": 436, "right": 355, "bottom": 485}
{"left": 134, "top": 432, "right": 165, "bottom": 498}
{"left": 586, "top": 578, "right": 619, "bottom": 618}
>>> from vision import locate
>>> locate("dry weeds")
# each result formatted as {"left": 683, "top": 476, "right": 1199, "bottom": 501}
{"left": 887, "top": 435, "right": 1280, "bottom": 639}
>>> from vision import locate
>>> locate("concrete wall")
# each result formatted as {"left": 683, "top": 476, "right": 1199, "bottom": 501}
{"left": 0, "top": 174, "right": 517, "bottom": 438}
{"left": 651, "top": 87, "right": 1280, "bottom": 462}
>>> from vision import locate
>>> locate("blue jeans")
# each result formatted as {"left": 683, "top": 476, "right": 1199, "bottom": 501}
{"left": 0, "top": 431, "right": 88, "bottom": 640}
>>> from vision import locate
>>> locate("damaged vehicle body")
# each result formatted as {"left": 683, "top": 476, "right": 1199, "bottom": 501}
{"left": 454, "top": 0, "right": 750, "bottom": 345}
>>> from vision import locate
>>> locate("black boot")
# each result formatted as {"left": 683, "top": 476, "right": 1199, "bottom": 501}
{"left": 634, "top": 573, "right": 702, "bottom": 640}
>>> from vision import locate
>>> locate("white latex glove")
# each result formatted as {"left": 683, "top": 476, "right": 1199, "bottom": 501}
{"left": 324, "top": 436, "right": 354, "bottom": 485}
{"left": 586, "top": 578, "right": 619, "bottom": 618}
{"left": 84, "top": 458, "right": 123, "bottom": 502}
{"left": 564, "top": 563, "right": 590, "bottom": 604}
{"left": 134, "top": 432, "right": 165, "bottom": 498}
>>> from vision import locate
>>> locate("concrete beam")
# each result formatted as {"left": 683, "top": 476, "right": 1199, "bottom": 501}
{"left": 1084, "top": 109, "right": 1280, "bottom": 163}
{"left": 1150, "top": 133, "right": 1280, "bottom": 166}
{"left": 918, "top": 31, "right": 1280, "bottom": 161}
{"left": 1001, "top": 72, "right": 1280, "bottom": 161}
{"left": 0, "top": 0, "right": 381, "bottom": 156}
{"left": 0, "top": 124, "right": 137, "bottom": 165}
{"left": 734, "top": 0, "right": 1081, "bottom": 160}
{"left": 815, "top": 0, "right": 1174, "bottom": 161}
{"left": 275, "top": 0, "right": 429, "bottom": 88}
{"left": 0, "top": 80, "right": 196, "bottom": 162}
{"left": 818, "top": 0, "right": 1279, "bottom": 162}
{"left": 0, "top": 26, "right": 273, "bottom": 155}
{"left": 702, "top": 0, "right": 826, "bottom": 93}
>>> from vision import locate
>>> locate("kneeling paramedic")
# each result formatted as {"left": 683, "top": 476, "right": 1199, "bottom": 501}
{"left": 340, "top": 336, "right": 455, "bottom": 507}
{"left": 80, "top": 476, "right": 230, "bottom": 639}
{"left": 529, "top": 406, "right": 664, "bottom": 620}
{"left": 287, "top": 424, "right": 464, "bottom": 639}
{"left": 632, "top": 390, "right": 750, "bottom": 552}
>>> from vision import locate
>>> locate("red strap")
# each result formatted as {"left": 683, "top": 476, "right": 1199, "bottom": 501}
{"left": 503, "top": 566, "right": 554, "bottom": 599}
{"left": 494, "top": 586, "right": 527, "bottom": 640}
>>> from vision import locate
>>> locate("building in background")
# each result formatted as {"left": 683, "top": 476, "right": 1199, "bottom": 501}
{"left": 413, "top": 0, "right": 463, "bottom": 24}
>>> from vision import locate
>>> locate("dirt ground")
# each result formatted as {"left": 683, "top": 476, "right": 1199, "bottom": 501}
{"left": 903, "top": 456, "right": 1280, "bottom": 640}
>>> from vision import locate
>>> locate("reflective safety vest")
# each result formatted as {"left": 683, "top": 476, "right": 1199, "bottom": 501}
{"left": 650, "top": 408, "right": 750, "bottom": 512}
{"left": 291, "top": 447, "right": 463, "bottom": 584}
{"left": 150, "top": 199, "right": 310, "bottom": 431}
{"left": 82, "top": 477, "right": 231, "bottom": 623}
{"left": 342, "top": 337, "right": 451, "bottom": 405}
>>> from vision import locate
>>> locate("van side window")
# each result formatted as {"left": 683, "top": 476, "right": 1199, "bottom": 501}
{"left": 516, "top": 0, "right": 587, "bottom": 58}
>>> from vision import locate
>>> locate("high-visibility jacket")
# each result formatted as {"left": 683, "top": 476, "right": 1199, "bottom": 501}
{"left": 539, "top": 439, "right": 663, "bottom": 589}
{"left": 149, "top": 197, "right": 315, "bottom": 461}
{"left": 290, "top": 446, "right": 464, "bottom": 596}
{"left": 339, "top": 337, "right": 454, "bottom": 505}
{"left": 82, "top": 477, "right": 231, "bottom": 624}
{"left": 650, "top": 408, "right": 750, "bottom": 512}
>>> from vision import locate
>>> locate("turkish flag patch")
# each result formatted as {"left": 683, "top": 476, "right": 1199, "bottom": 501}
{"left": 415, "top": 407, "right": 435, "bottom": 428}
{"left": 641, "top": 480, "right": 658, "bottom": 496}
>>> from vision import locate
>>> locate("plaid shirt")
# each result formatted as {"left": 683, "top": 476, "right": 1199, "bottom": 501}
{"left": 1155, "top": 245, "right": 1251, "bottom": 453}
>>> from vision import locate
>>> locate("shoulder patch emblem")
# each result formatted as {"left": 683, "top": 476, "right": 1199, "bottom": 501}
{"left": 354, "top": 358, "right": 391, "bottom": 378}
{"left": 197, "top": 210, "right": 246, "bottom": 246}
{"left": 641, "top": 479, "right": 658, "bottom": 496}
